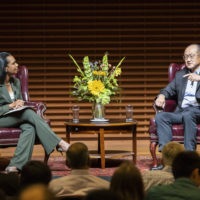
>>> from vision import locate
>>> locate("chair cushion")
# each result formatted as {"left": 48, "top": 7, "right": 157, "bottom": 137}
{"left": 0, "top": 128, "right": 21, "bottom": 146}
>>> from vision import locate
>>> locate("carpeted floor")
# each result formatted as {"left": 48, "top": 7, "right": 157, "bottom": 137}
{"left": 0, "top": 155, "right": 161, "bottom": 178}
{"left": 0, "top": 138, "right": 161, "bottom": 176}
{"left": 41, "top": 155, "right": 160, "bottom": 177}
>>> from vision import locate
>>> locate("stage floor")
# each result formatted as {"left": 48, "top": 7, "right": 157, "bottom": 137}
{"left": 0, "top": 138, "right": 159, "bottom": 158}
{"left": 1, "top": 137, "right": 199, "bottom": 158}
{"left": 1, "top": 139, "right": 200, "bottom": 174}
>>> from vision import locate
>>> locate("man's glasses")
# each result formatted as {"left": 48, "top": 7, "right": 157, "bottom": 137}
{"left": 183, "top": 54, "right": 197, "bottom": 60}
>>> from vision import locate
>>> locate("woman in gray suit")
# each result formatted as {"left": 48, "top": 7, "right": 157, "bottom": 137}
{"left": 0, "top": 52, "right": 70, "bottom": 173}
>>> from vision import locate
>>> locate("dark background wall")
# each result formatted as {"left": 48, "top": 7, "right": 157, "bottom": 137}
{"left": 0, "top": 0, "right": 200, "bottom": 137}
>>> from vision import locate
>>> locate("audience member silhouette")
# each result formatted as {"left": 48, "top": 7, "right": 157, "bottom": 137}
{"left": 20, "top": 160, "right": 52, "bottom": 189}
{"left": 142, "top": 141, "right": 184, "bottom": 191}
{"left": 110, "top": 161, "right": 144, "bottom": 200}
{"left": 84, "top": 189, "right": 120, "bottom": 200}
{"left": 0, "top": 188, "right": 6, "bottom": 200}
{"left": 145, "top": 151, "right": 200, "bottom": 200}
{"left": 19, "top": 184, "right": 56, "bottom": 200}
{"left": 0, "top": 172, "right": 20, "bottom": 199}
{"left": 49, "top": 142, "right": 109, "bottom": 197}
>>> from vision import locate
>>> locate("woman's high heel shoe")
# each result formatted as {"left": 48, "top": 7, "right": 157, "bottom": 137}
{"left": 56, "top": 140, "right": 70, "bottom": 153}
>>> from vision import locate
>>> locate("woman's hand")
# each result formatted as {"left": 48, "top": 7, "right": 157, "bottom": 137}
{"left": 9, "top": 100, "right": 24, "bottom": 109}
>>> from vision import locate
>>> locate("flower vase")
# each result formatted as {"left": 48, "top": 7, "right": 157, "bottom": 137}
{"left": 91, "top": 102, "right": 109, "bottom": 122}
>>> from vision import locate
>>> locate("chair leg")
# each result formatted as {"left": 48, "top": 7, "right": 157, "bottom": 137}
{"left": 150, "top": 141, "right": 158, "bottom": 167}
{"left": 44, "top": 151, "right": 50, "bottom": 164}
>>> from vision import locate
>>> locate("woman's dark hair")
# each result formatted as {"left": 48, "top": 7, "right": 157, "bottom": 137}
{"left": 0, "top": 52, "right": 12, "bottom": 84}
{"left": 110, "top": 161, "right": 144, "bottom": 200}
{"left": 84, "top": 189, "right": 120, "bottom": 200}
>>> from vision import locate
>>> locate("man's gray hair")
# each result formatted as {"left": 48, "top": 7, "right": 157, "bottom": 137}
{"left": 186, "top": 44, "right": 200, "bottom": 53}
{"left": 162, "top": 141, "right": 184, "bottom": 166}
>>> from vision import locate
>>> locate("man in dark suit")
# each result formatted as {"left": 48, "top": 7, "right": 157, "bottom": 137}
{"left": 155, "top": 44, "right": 200, "bottom": 152}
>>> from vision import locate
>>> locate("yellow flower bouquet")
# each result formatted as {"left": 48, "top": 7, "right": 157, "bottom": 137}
{"left": 69, "top": 53, "right": 125, "bottom": 106}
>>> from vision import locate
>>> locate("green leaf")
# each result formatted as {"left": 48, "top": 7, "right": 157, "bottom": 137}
{"left": 109, "top": 57, "right": 125, "bottom": 80}
{"left": 102, "top": 53, "right": 108, "bottom": 71}
{"left": 83, "top": 56, "right": 92, "bottom": 78}
{"left": 73, "top": 76, "right": 81, "bottom": 83}
{"left": 69, "top": 54, "right": 84, "bottom": 76}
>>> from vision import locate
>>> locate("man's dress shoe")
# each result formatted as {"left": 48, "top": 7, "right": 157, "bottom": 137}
{"left": 151, "top": 165, "right": 163, "bottom": 170}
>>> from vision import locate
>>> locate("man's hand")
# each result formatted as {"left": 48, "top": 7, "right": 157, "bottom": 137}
{"left": 155, "top": 94, "right": 165, "bottom": 109}
{"left": 183, "top": 73, "right": 200, "bottom": 82}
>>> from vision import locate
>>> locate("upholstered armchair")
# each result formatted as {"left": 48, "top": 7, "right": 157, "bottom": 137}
{"left": 149, "top": 63, "right": 200, "bottom": 167}
{"left": 0, "top": 65, "right": 50, "bottom": 163}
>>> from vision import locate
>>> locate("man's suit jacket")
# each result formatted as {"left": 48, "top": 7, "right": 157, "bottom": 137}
{"left": 0, "top": 77, "right": 23, "bottom": 116}
{"left": 159, "top": 68, "right": 200, "bottom": 111}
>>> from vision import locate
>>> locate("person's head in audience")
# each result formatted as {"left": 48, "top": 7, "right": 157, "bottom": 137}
{"left": 0, "top": 172, "right": 20, "bottom": 198}
{"left": 172, "top": 151, "right": 200, "bottom": 186}
{"left": 84, "top": 189, "right": 120, "bottom": 200}
{"left": 0, "top": 189, "right": 6, "bottom": 200}
{"left": 161, "top": 141, "right": 184, "bottom": 166}
{"left": 20, "top": 160, "right": 52, "bottom": 189}
{"left": 66, "top": 142, "right": 90, "bottom": 169}
{"left": 110, "top": 161, "right": 144, "bottom": 200}
{"left": 19, "top": 184, "right": 56, "bottom": 200}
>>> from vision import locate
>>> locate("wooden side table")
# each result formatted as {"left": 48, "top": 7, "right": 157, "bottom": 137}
{"left": 64, "top": 119, "right": 137, "bottom": 168}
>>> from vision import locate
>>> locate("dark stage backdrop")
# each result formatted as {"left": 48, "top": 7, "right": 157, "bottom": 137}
{"left": 0, "top": 0, "right": 200, "bottom": 137}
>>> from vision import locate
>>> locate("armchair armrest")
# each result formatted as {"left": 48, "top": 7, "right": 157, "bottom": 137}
{"left": 24, "top": 101, "right": 47, "bottom": 119}
{"left": 153, "top": 99, "right": 177, "bottom": 113}
{"left": 164, "top": 100, "right": 177, "bottom": 112}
